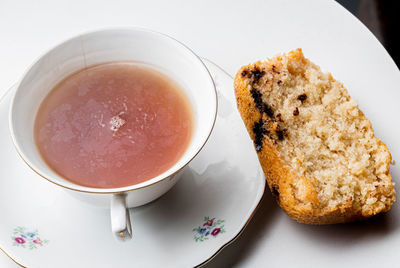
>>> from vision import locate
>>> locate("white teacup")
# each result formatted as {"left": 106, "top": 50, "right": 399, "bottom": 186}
{"left": 9, "top": 28, "right": 217, "bottom": 241}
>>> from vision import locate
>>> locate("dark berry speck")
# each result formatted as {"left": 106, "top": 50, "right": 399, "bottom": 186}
{"left": 297, "top": 94, "right": 307, "bottom": 103}
{"left": 251, "top": 69, "right": 265, "bottom": 82}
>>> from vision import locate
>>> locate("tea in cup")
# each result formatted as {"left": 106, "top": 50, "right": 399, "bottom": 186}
{"left": 9, "top": 28, "right": 217, "bottom": 241}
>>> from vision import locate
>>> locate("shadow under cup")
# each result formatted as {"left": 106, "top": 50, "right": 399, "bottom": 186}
{"left": 10, "top": 28, "right": 217, "bottom": 197}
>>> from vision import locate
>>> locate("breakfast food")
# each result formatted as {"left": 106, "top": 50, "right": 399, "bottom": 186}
{"left": 234, "top": 49, "right": 395, "bottom": 224}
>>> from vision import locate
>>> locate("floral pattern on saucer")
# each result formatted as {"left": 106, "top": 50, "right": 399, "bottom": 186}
{"left": 192, "top": 217, "right": 225, "bottom": 242}
{"left": 11, "top": 227, "right": 49, "bottom": 249}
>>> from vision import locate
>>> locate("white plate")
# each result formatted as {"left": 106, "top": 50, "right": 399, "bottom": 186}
{"left": 2, "top": 1, "right": 400, "bottom": 267}
{"left": 0, "top": 60, "right": 266, "bottom": 268}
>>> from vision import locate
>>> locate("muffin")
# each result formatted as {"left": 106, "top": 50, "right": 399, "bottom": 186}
{"left": 234, "top": 49, "right": 395, "bottom": 224}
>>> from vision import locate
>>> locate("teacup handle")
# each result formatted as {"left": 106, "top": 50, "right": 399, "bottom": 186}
{"left": 111, "top": 193, "right": 132, "bottom": 241}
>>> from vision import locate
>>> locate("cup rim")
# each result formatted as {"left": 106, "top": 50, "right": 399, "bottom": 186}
{"left": 9, "top": 27, "right": 218, "bottom": 194}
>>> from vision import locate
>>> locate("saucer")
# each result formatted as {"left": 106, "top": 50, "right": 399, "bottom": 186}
{"left": 0, "top": 59, "right": 266, "bottom": 267}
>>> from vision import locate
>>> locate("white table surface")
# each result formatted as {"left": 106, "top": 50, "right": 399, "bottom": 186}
{"left": 1, "top": 0, "right": 399, "bottom": 267}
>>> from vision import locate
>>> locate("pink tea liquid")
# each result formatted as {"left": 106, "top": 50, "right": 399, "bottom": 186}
{"left": 35, "top": 63, "right": 193, "bottom": 188}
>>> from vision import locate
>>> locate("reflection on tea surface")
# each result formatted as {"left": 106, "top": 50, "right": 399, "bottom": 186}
{"left": 35, "top": 63, "right": 193, "bottom": 188}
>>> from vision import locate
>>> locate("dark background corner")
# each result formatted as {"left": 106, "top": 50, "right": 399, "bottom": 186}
{"left": 336, "top": 0, "right": 399, "bottom": 68}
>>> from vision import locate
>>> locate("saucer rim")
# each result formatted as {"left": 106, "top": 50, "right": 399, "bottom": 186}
{"left": 196, "top": 58, "right": 267, "bottom": 267}
{"left": 195, "top": 183, "right": 266, "bottom": 268}
{"left": 0, "top": 59, "right": 267, "bottom": 268}
{"left": 0, "top": 85, "right": 26, "bottom": 268}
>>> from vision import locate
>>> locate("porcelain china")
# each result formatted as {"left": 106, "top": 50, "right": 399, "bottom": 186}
{"left": 2, "top": 0, "right": 400, "bottom": 267}
{"left": 8, "top": 28, "right": 218, "bottom": 240}
{"left": 0, "top": 60, "right": 266, "bottom": 267}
